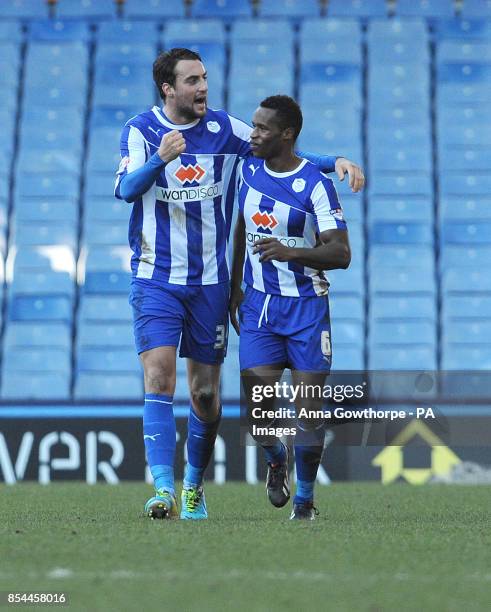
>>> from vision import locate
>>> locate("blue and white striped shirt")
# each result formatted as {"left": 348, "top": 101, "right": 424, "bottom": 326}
{"left": 238, "top": 157, "right": 347, "bottom": 297}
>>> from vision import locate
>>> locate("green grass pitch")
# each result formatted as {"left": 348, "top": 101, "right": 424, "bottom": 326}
{"left": 0, "top": 483, "right": 490, "bottom": 611}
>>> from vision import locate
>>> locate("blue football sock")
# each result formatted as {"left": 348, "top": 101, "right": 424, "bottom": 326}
{"left": 262, "top": 441, "right": 287, "bottom": 465}
{"left": 293, "top": 422, "right": 325, "bottom": 504}
{"left": 143, "top": 393, "right": 175, "bottom": 495}
{"left": 184, "top": 406, "right": 221, "bottom": 488}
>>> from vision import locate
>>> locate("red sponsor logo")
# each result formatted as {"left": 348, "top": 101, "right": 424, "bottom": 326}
{"left": 175, "top": 163, "right": 206, "bottom": 185}
{"left": 251, "top": 211, "right": 278, "bottom": 230}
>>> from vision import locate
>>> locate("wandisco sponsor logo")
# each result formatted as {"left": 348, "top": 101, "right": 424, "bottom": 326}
{"left": 246, "top": 232, "right": 304, "bottom": 248}
{"left": 156, "top": 182, "right": 223, "bottom": 203}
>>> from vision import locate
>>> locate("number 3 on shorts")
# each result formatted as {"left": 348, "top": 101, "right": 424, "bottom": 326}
{"left": 321, "top": 330, "right": 332, "bottom": 357}
{"left": 214, "top": 324, "right": 226, "bottom": 349}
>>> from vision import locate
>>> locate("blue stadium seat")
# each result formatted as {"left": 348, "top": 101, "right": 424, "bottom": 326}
{"left": 12, "top": 244, "right": 75, "bottom": 272}
{"left": 369, "top": 105, "right": 430, "bottom": 128}
{"left": 28, "top": 20, "right": 91, "bottom": 42}
{"left": 332, "top": 320, "right": 365, "bottom": 345}
{"left": 437, "top": 104, "right": 482, "bottom": 126}
{"left": 438, "top": 61, "right": 491, "bottom": 84}
{"left": 23, "top": 84, "right": 85, "bottom": 107}
{"left": 124, "top": 0, "right": 185, "bottom": 18}
{"left": 433, "top": 19, "right": 491, "bottom": 40}
{"left": 437, "top": 41, "right": 491, "bottom": 63}
{"left": 370, "top": 148, "right": 431, "bottom": 172}
{"left": 300, "top": 18, "right": 360, "bottom": 41}
{"left": 461, "top": 0, "right": 491, "bottom": 17}
{"left": 4, "top": 322, "right": 71, "bottom": 349}
{"left": 25, "top": 41, "right": 89, "bottom": 68}
{"left": 329, "top": 295, "right": 364, "bottom": 320}
{"left": 22, "top": 106, "right": 83, "bottom": 131}
{"left": 78, "top": 295, "right": 132, "bottom": 323}
{"left": 438, "top": 147, "right": 491, "bottom": 171}
{"left": 77, "top": 348, "right": 139, "bottom": 373}
{"left": 164, "top": 19, "right": 225, "bottom": 43}
{"left": 440, "top": 244, "right": 491, "bottom": 269}
{"left": 369, "top": 346, "right": 437, "bottom": 370}
{"left": 86, "top": 172, "right": 121, "bottom": 198}
{"left": 327, "top": 266, "right": 365, "bottom": 295}
{"left": 0, "top": 60, "right": 20, "bottom": 89}
{"left": 300, "top": 38, "right": 362, "bottom": 65}
{"left": 370, "top": 267, "right": 436, "bottom": 294}
{"left": 368, "top": 19, "right": 428, "bottom": 41}
{"left": 90, "top": 106, "right": 141, "bottom": 129}
{"left": 368, "top": 126, "right": 430, "bottom": 149}
{"left": 368, "top": 173, "right": 433, "bottom": 198}
{"left": 259, "top": 0, "right": 321, "bottom": 17}
{"left": 15, "top": 197, "right": 78, "bottom": 224}
{"left": 0, "top": 0, "right": 49, "bottom": 19}
{"left": 0, "top": 22, "right": 23, "bottom": 42}
{"left": 370, "top": 295, "right": 437, "bottom": 321}
{"left": 4, "top": 347, "right": 71, "bottom": 375}
{"left": 441, "top": 173, "right": 491, "bottom": 196}
{"left": 13, "top": 222, "right": 77, "bottom": 250}
{"left": 231, "top": 19, "right": 292, "bottom": 41}
{"left": 369, "top": 245, "right": 435, "bottom": 269}
{"left": 439, "top": 124, "right": 491, "bottom": 147}
{"left": 232, "top": 40, "right": 293, "bottom": 66}
{"left": 96, "top": 20, "right": 159, "bottom": 42}
{"left": 77, "top": 322, "right": 134, "bottom": 348}
{"left": 87, "top": 142, "right": 121, "bottom": 173}
{"left": 302, "top": 106, "right": 361, "bottom": 133}
{"left": 92, "top": 81, "right": 155, "bottom": 107}
{"left": 84, "top": 198, "right": 130, "bottom": 223}
{"left": 442, "top": 295, "right": 491, "bottom": 320}
{"left": 331, "top": 346, "right": 364, "bottom": 371}
{"left": 83, "top": 270, "right": 131, "bottom": 295}
{"left": 440, "top": 197, "right": 491, "bottom": 221}
{"left": 55, "top": 0, "right": 116, "bottom": 19}
{"left": 9, "top": 270, "right": 75, "bottom": 298}
{"left": 396, "top": 0, "right": 455, "bottom": 18}
{"left": 442, "top": 268, "right": 491, "bottom": 292}
{"left": 443, "top": 320, "right": 491, "bottom": 344}
{"left": 9, "top": 295, "right": 72, "bottom": 323}
{"left": 328, "top": 0, "right": 387, "bottom": 17}
{"left": 95, "top": 43, "right": 156, "bottom": 66}
{"left": 191, "top": 0, "right": 253, "bottom": 18}
{"left": 368, "top": 197, "right": 433, "bottom": 223}
{"left": 442, "top": 345, "right": 491, "bottom": 370}
{"left": 369, "top": 321, "right": 436, "bottom": 346}
{"left": 369, "top": 65, "right": 430, "bottom": 90}
{"left": 74, "top": 373, "right": 142, "bottom": 400}
{"left": 0, "top": 42, "right": 21, "bottom": 66}
{"left": 1, "top": 373, "right": 70, "bottom": 400}
{"left": 94, "top": 62, "right": 152, "bottom": 88}
{"left": 16, "top": 150, "right": 81, "bottom": 177}
{"left": 83, "top": 245, "right": 131, "bottom": 272}
{"left": 370, "top": 222, "right": 433, "bottom": 245}
{"left": 82, "top": 222, "right": 128, "bottom": 247}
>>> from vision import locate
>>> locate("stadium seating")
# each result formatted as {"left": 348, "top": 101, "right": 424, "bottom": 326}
{"left": 0, "top": 2, "right": 489, "bottom": 399}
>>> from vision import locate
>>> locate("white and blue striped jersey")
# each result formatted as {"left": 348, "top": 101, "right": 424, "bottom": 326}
{"left": 238, "top": 157, "right": 347, "bottom": 297}
{"left": 115, "top": 106, "right": 251, "bottom": 285}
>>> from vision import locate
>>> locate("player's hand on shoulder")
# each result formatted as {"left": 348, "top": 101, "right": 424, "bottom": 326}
{"left": 229, "top": 287, "right": 244, "bottom": 335}
{"left": 335, "top": 157, "right": 365, "bottom": 193}
{"left": 158, "top": 129, "right": 186, "bottom": 163}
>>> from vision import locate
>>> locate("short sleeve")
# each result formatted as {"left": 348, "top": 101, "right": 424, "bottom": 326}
{"left": 310, "top": 176, "right": 347, "bottom": 233}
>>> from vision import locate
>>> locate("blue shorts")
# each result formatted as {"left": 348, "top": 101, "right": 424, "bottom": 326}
{"left": 130, "top": 278, "right": 230, "bottom": 364}
{"left": 239, "top": 286, "right": 332, "bottom": 372}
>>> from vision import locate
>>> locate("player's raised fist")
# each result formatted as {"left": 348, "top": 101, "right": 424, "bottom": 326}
{"left": 158, "top": 129, "right": 186, "bottom": 163}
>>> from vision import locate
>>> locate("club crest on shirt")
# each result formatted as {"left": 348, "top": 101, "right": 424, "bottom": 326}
{"left": 292, "top": 178, "right": 306, "bottom": 192}
{"left": 207, "top": 121, "right": 220, "bottom": 133}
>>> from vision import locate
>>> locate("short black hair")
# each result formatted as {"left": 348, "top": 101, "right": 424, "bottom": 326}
{"left": 260, "top": 95, "right": 303, "bottom": 141}
{"left": 153, "top": 47, "right": 202, "bottom": 101}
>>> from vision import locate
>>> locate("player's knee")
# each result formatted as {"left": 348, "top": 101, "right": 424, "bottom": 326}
{"left": 190, "top": 385, "right": 219, "bottom": 416}
{"left": 143, "top": 364, "right": 175, "bottom": 396}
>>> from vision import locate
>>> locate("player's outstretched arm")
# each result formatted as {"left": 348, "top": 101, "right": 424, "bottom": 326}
{"left": 253, "top": 229, "right": 351, "bottom": 271}
{"left": 229, "top": 213, "right": 246, "bottom": 335}
{"left": 117, "top": 130, "right": 186, "bottom": 203}
{"left": 297, "top": 152, "right": 365, "bottom": 193}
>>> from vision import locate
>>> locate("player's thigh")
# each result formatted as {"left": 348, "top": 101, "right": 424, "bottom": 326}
{"left": 130, "top": 278, "right": 185, "bottom": 355}
{"left": 286, "top": 296, "right": 332, "bottom": 373}
{"left": 140, "top": 345, "right": 177, "bottom": 395}
{"left": 180, "top": 282, "right": 230, "bottom": 366}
